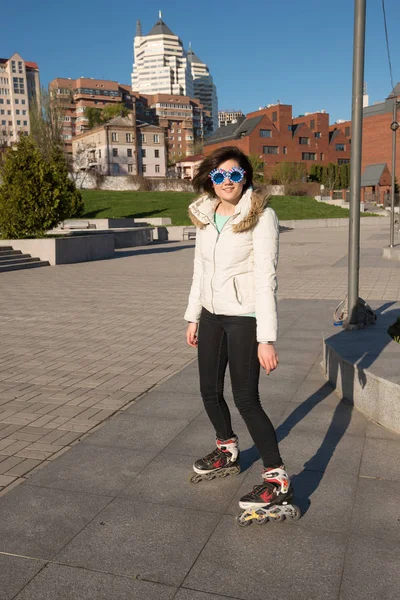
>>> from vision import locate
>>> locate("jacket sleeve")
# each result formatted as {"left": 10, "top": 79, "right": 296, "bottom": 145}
{"left": 184, "top": 233, "right": 203, "bottom": 323}
{"left": 252, "top": 207, "right": 279, "bottom": 342}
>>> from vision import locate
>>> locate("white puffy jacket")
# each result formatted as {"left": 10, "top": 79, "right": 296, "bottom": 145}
{"left": 184, "top": 186, "right": 279, "bottom": 342}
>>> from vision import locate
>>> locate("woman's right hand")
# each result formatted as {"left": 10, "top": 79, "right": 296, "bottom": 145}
{"left": 186, "top": 322, "right": 198, "bottom": 347}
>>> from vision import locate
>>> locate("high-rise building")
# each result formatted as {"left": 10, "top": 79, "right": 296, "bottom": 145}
{"left": 188, "top": 47, "right": 218, "bottom": 132}
{"left": 131, "top": 14, "right": 218, "bottom": 133}
{"left": 132, "top": 15, "right": 194, "bottom": 98}
{"left": 0, "top": 53, "right": 40, "bottom": 145}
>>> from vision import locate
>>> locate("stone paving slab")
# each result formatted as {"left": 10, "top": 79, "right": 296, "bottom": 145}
{"left": 0, "top": 224, "right": 399, "bottom": 598}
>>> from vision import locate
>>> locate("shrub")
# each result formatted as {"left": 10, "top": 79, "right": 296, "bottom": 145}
{"left": 0, "top": 136, "right": 83, "bottom": 239}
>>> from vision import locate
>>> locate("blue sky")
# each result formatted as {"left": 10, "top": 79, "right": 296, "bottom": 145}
{"left": 2, "top": 0, "right": 400, "bottom": 122}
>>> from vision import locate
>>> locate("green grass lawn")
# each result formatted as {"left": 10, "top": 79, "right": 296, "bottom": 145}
{"left": 81, "top": 190, "right": 379, "bottom": 225}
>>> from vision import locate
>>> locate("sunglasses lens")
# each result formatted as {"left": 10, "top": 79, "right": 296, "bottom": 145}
{"left": 230, "top": 169, "right": 243, "bottom": 183}
{"left": 212, "top": 172, "right": 225, "bottom": 184}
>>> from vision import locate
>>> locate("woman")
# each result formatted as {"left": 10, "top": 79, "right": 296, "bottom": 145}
{"left": 184, "top": 146, "right": 294, "bottom": 521}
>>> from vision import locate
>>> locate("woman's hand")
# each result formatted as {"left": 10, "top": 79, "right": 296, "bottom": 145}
{"left": 186, "top": 322, "right": 198, "bottom": 347}
{"left": 258, "top": 343, "right": 278, "bottom": 374}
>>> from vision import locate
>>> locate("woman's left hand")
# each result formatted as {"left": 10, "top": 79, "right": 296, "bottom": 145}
{"left": 258, "top": 343, "right": 279, "bottom": 375}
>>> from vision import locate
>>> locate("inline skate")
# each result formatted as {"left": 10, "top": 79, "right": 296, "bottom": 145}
{"left": 190, "top": 436, "right": 240, "bottom": 483}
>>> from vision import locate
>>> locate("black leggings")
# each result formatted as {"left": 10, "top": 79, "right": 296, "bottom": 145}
{"left": 197, "top": 307, "right": 282, "bottom": 468}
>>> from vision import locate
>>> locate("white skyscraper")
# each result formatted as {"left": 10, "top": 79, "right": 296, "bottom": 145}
{"left": 188, "top": 47, "right": 218, "bottom": 132}
{"left": 131, "top": 15, "right": 194, "bottom": 98}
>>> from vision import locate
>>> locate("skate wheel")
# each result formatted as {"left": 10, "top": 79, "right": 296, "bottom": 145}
{"left": 204, "top": 472, "right": 214, "bottom": 481}
{"left": 189, "top": 473, "right": 203, "bottom": 484}
{"left": 236, "top": 514, "right": 252, "bottom": 528}
{"left": 218, "top": 470, "right": 228, "bottom": 478}
{"left": 254, "top": 513, "right": 268, "bottom": 525}
{"left": 269, "top": 512, "right": 285, "bottom": 523}
{"left": 287, "top": 505, "right": 301, "bottom": 521}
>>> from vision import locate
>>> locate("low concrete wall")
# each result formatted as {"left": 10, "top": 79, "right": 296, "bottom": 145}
{"left": 134, "top": 217, "right": 172, "bottom": 226}
{"left": 0, "top": 235, "right": 114, "bottom": 265}
{"left": 323, "top": 305, "right": 400, "bottom": 434}
{"left": 113, "top": 228, "right": 153, "bottom": 248}
{"left": 73, "top": 172, "right": 194, "bottom": 192}
{"left": 280, "top": 216, "right": 385, "bottom": 229}
{"left": 382, "top": 245, "right": 400, "bottom": 261}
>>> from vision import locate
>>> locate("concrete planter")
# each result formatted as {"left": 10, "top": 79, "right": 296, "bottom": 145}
{"left": 0, "top": 235, "right": 114, "bottom": 265}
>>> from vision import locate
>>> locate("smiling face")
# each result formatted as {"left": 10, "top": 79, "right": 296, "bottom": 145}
{"left": 212, "top": 159, "right": 246, "bottom": 204}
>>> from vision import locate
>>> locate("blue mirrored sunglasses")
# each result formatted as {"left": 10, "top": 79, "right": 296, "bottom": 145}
{"left": 209, "top": 166, "right": 246, "bottom": 185}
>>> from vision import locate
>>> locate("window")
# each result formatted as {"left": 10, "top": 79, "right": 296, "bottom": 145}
{"left": 283, "top": 147, "right": 287, "bottom": 155}
{"left": 17, "top": 120, "right": 21, "bottom": 126}
{"left": 128, "top": 164, "right": 133, "bottom": 173}
{"left": 314, "top": 132, "right": 321, "bottom": 139}
{"left": 302, "top": 152, "right": 316, "bottom": 160}
{"left": 13, "top": 77, "right": 24, "bottom": 94}
{"left": 16, "top": 110, "right": 20, "bottom": 115}
{"left": 299, "top": 137, "right": 309, "bottom": 145}
{"left": 310, "top": 119, "right": 315, "bottom": 130}
{"left": 263, "top": 146, "right": 279, "bottom": 155}
{"left": 260, "top": 129, "right": 272, "bottom": 138}
{"left": 1, "top": 120, "right": 5, "bottom": 126}
{"left": 126, "top": 133, "right": 133, "bottom": 142}
{"left": 336, "top": 144, "right": 345, "bottom": 152}
{"left": 345, "top": 126, "right": 350, "bottom": 137}
{"left": 112, "top": 163, "right": 119, "bottom": 174}
{"left": 177, "top": 136, "right": 181, "bottom": 141}
{"left": 142, "top": 164, "right": 146, "bottom": 173}
{"left": 127, "top": 148, "right": 132, "bottom": 157}
{"left": 272, "top": 111, "right": 277, "bottom": 122}
{"left": 111, "top": 132, "right": 118, "bottom": 142}
{"left": 22, "top": 110, "right": 26, "bottom": 115}
{"left": 112, "top": 148, "right": 118, "bottom": 157}
{"left": 155, "top": 165, "right": 160, "bottom": 173}
{"left": 21, "top": 99, "right": 25, "bottom": 105}
{"left": 23, "top": 120, "right": 27, "bottom": 126}
{"left": 18, "top": 61, "right": 23, "bottom": 74}
{"left": 287, "top": 125, "right": 292, "bottom": 131}
{"left": 141, "top": 149, "right": 146, "bottom": 157}
{"left": 153, "top": 134, "right": 160, "bottom": 143}
{"left": 320, "top": 153, "right": 324, "bottom": 161}
{"left": 141, "top": 133, "right": 146, "bottom": 142}
{"left": 338, "top": 158, "right": 350, "bottom": 165}
{"left": 15, "top": 99, "right": 19, "bottom": 104}
{"left": 155, "top": 149, "right": 159, "bottom": 158}
{"left": 98, "top": 149, "right": 101, "bottom": 158}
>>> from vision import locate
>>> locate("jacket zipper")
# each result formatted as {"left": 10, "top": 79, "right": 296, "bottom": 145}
{"left": 210, "top": 215, "right": 233, "bottom": 313}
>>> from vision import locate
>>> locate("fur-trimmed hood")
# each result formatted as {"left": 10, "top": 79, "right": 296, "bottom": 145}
{"left": 188, "top": 187, "right": 270, "bottom": 233}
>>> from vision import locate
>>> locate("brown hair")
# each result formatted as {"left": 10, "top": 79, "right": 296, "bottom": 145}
{"left": 193, "top": 146, "right": 254, "bottom": 197}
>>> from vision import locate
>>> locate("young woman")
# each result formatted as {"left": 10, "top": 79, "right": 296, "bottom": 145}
{"left": 184, "top": 146, "right": 295, "bottom": 521}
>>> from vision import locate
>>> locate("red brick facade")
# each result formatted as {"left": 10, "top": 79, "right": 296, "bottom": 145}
{"left": 204, "top": 104, "right": 351, "bottom": 176}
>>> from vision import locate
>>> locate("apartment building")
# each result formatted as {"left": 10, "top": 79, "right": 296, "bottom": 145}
{"left": 134, "top": 92, "right": 211, "bottom": 162}
{"left": 218, "top": 109, "right": 245, "bottom": 127}
{"left": 0, "top": 53, "right": 40, "bottom": 145}
{"left": 188, "top": 48, "right": 218, "bottom": 131}
{"left": 49, "top": 77, "right": 134, "bottom": 155}
{"left": 71, "top": 113, "right": 166, "bottom": 177}
{"left": 204, "top": 103, "right": 351, "bottom": 175}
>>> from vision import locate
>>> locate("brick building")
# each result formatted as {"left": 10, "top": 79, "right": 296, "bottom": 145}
{"left": 133, "top": 92, "right": 212, "bottom": 162}
{"left": 204, "top": 103, "right": 351, "bottom": 176}
{"left": 49, "top": 77, "right": 134, "bottom": 155}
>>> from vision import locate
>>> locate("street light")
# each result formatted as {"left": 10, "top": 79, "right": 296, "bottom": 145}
{"left": 389, "top": 99, "right": 399, "bottom": 248}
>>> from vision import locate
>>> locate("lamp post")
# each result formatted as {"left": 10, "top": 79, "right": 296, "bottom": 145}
{"left": 389, "top": 100, "right": 399, "bottom": 248}
{"left": 346, "top": 0, "right": 366, "bottom": 328}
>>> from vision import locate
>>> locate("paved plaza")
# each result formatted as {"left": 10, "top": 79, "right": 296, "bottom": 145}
{"left": 0, "top": 221, "right": 399, "bottom": 599}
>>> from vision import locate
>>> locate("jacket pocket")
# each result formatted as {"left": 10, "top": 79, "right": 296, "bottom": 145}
{"left": 233, "top": 277, "right": 243, "bottom": 305}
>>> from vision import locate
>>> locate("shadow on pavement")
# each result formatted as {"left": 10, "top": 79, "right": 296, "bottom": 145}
{"left": 242, "top": 302, "right": 397, "bottom": 516}
{"left": 115, "top": 243, "right": 194, "bottom": 258}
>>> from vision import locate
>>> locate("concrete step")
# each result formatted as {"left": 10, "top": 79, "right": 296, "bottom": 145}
{"left": 0, "top": 253, "right": 32, "bottom": 263}
{"left": 0, "top": 246, "right": 16, "bottom": 254}
{"left": 0, "top": 259, "right": 50, "bottom": 273}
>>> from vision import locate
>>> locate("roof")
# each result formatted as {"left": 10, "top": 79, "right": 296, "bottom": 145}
{"left": 361, "top": 163, "right": 388, "bottom": 187}
{"left": 187, "top": 49, "right": 202, "bottom": 64}
{"left": 105, "top": 116, "right": 133, "bottom": 127}
{"left": 0, "top": 57, "right": 38, "bottom": 69}
{"left": 391, "top": 82, "right": 400, "bottom": 97}
{"left": 204, "top": 115, "right": 264, "bottom": 146}
{"left": 329, "top": 129, "right": 341, "bottom": 143}
{"left": 177, "top": 153, "right": 203, "bottom": 163}
{"left": 148, "top": 19, "right": 176, "bottom": 37}
{"left": 363, "top": 98, "right": 394, "bottom": 118}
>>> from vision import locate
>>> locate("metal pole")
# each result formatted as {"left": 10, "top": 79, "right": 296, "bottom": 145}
{"left": 347, "top": 0, "right": 366, "bottom": 327}
{"left": 390, "top": 99, "right": 397, "bottom": 248}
